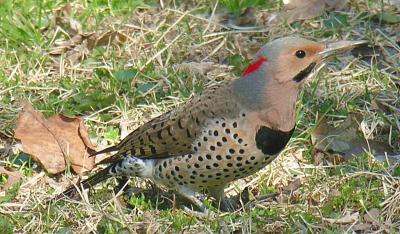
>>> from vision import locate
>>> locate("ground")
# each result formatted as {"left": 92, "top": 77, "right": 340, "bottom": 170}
{"left": 0, "top": 0, "right": 399, "bottom": 233}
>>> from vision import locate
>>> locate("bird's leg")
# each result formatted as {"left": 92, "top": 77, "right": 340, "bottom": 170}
{"left": 207, "top": 186, "right": 237, "bottom": 212}
{"left": 175, "top": 186, "right": 214, "bottom": 218}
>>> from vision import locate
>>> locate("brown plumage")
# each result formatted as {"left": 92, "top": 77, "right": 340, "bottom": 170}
{"left": 59, "top": 36, "right": 367, "bottom": 212}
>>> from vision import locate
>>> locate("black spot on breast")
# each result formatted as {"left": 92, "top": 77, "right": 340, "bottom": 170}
{"left": 157, "top": 131, "right": 163, "bottom": 139}
{"left": 178, "top": 119, "right": 184, "bottom": 129}
{"left": 147, "top": 135, "right": 154, "bottom": 143}
{"left": 150, "top": 146, "right": 157, "bottom": 154}
{"left": 167, "top": 126, "right": 173, "bottom": 136}
{"left": 255, "top": 126, "right": 295, "bottom": 155}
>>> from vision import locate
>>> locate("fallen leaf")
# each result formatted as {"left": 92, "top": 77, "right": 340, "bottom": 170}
{"left": 54, "top": 3, "right": 82, "bottom": 35}
{"left": 283, "top": 178, "right": 302, "bottom": 192}
{"left": 311, "top": 114, "right": 393, "bottom": 161}
{"left": 50, "top": 34, "right": 85, "bottom": 55}
{"left": 352, "top": 223, "right": 372, "bottom": 232}
{"left": 364, "top": 208, "right": 380, "bottom": 224}
{"left": 50, "top": 4, "right": 127, "bottom": 66}
{"left": 87, "top": 30, "right": 127, "bottom": 50}
{"left": 230, "top": 7, "right": 257, "bottom": 27}
{"left": 175, "top": 62, "right": 218, "bottom": 75}
{"left": 325, "top": 212, "right": 359, "bottom": 224}
{"left": 0, "top": 167, "right": 23, "bottom": 192}
{"left": 280, "top": 0, "right": 347, "bottom": 23}
{"left": 14, "top": 102, "right": 96, "bottom": 174}
{"left": 218, "top": 7, "right": 258, "bottom": 28}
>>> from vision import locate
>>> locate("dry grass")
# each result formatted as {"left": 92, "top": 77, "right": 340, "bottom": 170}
{"left": 0, "top": 0, "right": 399, "bottom": 233}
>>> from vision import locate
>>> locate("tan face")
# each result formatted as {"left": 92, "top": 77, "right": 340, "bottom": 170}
{"left": 257, "top": 37, "right": 326, "bottom": 84}
{"left": 273, "top": 43, "right": 325, "bottom": 84}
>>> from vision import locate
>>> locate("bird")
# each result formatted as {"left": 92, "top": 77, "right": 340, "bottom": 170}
{"left": 59, "top": 36, "right": 367, "bottom": 212}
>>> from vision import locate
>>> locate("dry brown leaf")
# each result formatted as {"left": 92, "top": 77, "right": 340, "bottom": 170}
{"left": 324, "top": 212, "right": 359, "bottom": 224}
{"left": 283, "top": 178, "right": 302, "bottom": 192}
{"left": 50, "top": 34, "right": 85, "bottom": 55}
{"left": 217, "top": 7, "right": 258, "bottom": 27}
{"left": 14, "top": 102, "right": 96, "bottom": 174}
{"left": 281, "top": 0, "right": 347, "bottom": 23}
{"left": 0, "top": 167, "right": 23, "bottom": 192}
{"left": 364, "top": 208, "right": 380, "bottom": 224}
{"left": 311, "top": 114, "right": 393, "bottom": 161}
{"left": 87, "top": 31, "right": 128, "bottom": 50}
{"left": 50, "top": 4, "right": 129, "bottom": 66}
{"left": 54, "top": 3, "right": 82, "bottom": 35}
{"left": 175, "top": 62, "right": 218, "bottom": 75}
{"left": 352, "top": 223, "right": 372, "bottom": 232}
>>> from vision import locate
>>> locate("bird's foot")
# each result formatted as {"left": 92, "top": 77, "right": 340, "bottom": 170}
{"left": 218, "top": 197, "right": 238, "bottom": 212}
{"left": 175, "top": 186, "right": 216, "bottom": 217}
{"left": 181, "top": 205, "right": 215, "bottom": 218}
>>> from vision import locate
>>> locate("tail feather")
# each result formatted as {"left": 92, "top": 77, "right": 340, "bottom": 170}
{"left": 57, "top": 163, "right": 116, "bottom": 199}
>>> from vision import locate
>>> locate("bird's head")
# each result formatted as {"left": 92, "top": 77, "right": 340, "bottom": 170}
{"left": 243, "top": 36, "right": 367, "bottom": 84}
{"left": 233, "top": 36, "right": 367, "bottom": 131}
{"left": 234, "top": 36, "right": 367, "bottom": 102}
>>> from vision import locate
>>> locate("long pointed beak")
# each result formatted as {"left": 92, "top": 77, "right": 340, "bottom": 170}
{"left": 319, "top": 40, "right": 369, "bottom": 59}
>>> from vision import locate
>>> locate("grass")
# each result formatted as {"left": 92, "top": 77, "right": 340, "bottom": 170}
{"left": 0, "top": 0, "right": 399, "bottom": 233}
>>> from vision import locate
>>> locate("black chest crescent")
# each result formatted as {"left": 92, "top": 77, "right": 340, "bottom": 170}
{"left": 255, "top": 126, "right": 295, "bottom": 155}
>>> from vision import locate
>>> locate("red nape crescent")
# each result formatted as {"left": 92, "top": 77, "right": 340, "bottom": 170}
{"left": 243, "top": 56, "right": 267, "bottom": 77}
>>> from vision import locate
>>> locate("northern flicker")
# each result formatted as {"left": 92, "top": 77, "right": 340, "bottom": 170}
{"left": 59, "top": 37, "right": 367, "bottom": 212}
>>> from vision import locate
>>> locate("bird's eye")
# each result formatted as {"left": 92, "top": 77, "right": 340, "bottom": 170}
{"left": 295, "top": 50, "right": 306, "bottom": 58}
